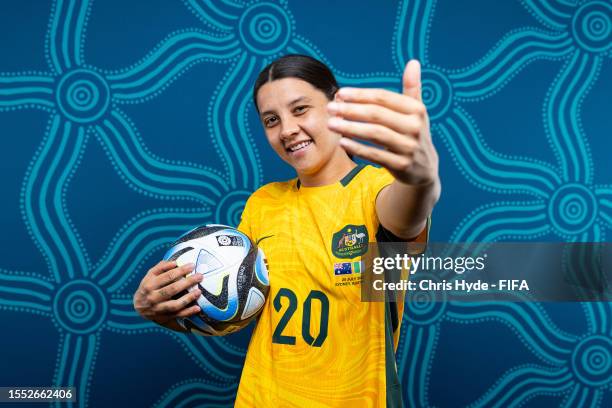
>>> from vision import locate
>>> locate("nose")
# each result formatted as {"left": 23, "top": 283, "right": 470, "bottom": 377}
{"left": 280, "top": 117, "right": 300, "bottom": 141}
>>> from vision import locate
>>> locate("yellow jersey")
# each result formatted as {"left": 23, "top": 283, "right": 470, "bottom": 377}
{"left": 235, "top": 164, "right": 429, "bottom": 407}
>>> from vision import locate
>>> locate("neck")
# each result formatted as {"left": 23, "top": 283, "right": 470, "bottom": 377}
{"left": 297, "top": 150, "right": 356, "bottom": 187}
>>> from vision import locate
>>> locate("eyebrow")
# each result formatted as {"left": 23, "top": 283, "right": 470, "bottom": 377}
{"left": 260, "top": 96, "right": 312, "bottom": 117}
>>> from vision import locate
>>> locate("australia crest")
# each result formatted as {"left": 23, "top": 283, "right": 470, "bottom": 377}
{"left": 332, "top": 224, "right": 369, "bottom": 259}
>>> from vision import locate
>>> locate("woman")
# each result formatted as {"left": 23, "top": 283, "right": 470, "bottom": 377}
{"left": 134, "top": 54, "right": 440, "bottom": 407}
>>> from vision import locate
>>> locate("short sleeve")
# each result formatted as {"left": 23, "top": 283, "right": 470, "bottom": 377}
{"left": 368, "top": 166, "right": 395, "bottom": 204}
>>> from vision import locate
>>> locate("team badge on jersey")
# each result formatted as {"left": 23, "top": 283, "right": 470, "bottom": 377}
{"left": 332, "top": 224, "right": 369, "bottom": 259}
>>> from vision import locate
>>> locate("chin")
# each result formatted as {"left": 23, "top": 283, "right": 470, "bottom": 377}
{"left": 291, "top": 162, "right": 314, "bottom": 175}
{"left": 283, "top": 157, "right": 314, "bottom": 174}
{"left": 285, "top": 155, "right": 321, "bottom": 174}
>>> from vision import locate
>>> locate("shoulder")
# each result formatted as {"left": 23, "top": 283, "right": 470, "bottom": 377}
{"left": 244, "top": 179, "right": 296, "bottom": 208}
{"left": 251, "top": 179, "right": 295, "bottom": 198}
{"left": 358, "top": 164, "right": 393, "bottom": 181}
{"left": 349, "top": 165, "right": 394, "bottom": 194}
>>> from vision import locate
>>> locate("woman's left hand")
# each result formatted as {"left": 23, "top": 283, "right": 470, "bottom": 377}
{"left": 327, "top": 60, "right": 439, "bottom": 187}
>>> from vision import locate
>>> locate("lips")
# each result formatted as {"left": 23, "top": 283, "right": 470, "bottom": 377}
{"left": 286, "top": 139, "right": 313, "bottom": 153}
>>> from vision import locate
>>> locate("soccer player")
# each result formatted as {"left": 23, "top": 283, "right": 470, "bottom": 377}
{"left": 134, "top": 54, "right": 440, "bottom": 407}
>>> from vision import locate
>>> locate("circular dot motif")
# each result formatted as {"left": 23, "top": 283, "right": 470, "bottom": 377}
{"left": 421, "top": 69, "right": 453, "bottom": 120}
{"left": 215, "top": 190, "right": 252, "bottom": 227}
{"left": 53, "top": 280, "right": 108, "bottom": 334}
{"left": 238, "top": 3, "right": 292, "bottom": 55}
{"left": 571, "top": 1, "right": 612, "bottom": 53}
{"left": 548, "top": 183, "right": 597, "bottom": 235}
{"left": 405, "top": 274, "right": 447, "bottom": 326}
{"left": 571, "top": 335, "right": 612, "bottom": 387}
{"left": 55, "top": 69, "right": 111, "bottom": 123}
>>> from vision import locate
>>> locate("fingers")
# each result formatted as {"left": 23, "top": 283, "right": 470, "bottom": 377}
{"left": 173, "top": 304, "right": 202, "bottom": 318}
{"left": 135, "top": 261, "right": 177, "bottom": 306}
{"left": 339, "top": 137, "right": 413, "bottom": 174}
{"left": 155, "top": 287, "right": 202, "bottom": 314}
{"left": 134, "top": 260, "right": 204, "bottom": 324}
{"left": 328, "top": 117, "right": 418, "bottom": 154}
{"left": 403, "top": 59, "right": 422, "bottom": 101}
{"left": 327, "top": 101, "right": 425, "bottom": 136}
{"left": 148, "top": 260, "right": 177, "bottom": 276}
{"left": 156, "top": 272, "right": 204, "bottom": 302}
{"left": 150, "top": 263, "right": 196, "bottom": 290}
{"left": 335, "top": 87, "right": 425, "bottom": 115}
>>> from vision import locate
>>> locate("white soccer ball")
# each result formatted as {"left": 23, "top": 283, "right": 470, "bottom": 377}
{"left": 163, "top": 224, "right": 269, "bottom": 336}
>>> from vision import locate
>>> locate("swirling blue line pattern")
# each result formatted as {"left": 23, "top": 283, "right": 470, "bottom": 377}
{"left": 0, "top": 0, "right": 610, "bottom": 406}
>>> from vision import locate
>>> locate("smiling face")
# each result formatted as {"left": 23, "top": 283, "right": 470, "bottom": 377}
{"left": 256, "top": 77, "right": 347, "bottom": 180}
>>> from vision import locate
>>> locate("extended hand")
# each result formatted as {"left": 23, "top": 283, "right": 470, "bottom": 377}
{"left": 327, "top": 60, "right": 439, "bottom": 186}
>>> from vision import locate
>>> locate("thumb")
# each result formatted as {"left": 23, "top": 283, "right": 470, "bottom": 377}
{"left": 403, "top": 59, "right": 422, "bottom": 101}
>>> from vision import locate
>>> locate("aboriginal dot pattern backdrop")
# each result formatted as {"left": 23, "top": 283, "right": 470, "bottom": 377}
{"left": 0, "top": 0, "right": 611, "bottom": 407}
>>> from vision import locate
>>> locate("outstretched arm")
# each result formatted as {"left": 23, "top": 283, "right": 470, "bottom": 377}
{"left": 327, "top": 60, "right": 440, "bottom": 239}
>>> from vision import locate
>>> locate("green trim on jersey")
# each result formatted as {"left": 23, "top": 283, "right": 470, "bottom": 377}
{"left": 296, "top": 163, "right": 366, "bottom": 189}
{"left": 340, "top": 163, "right": 366, "bottom": 186}
{"left": 385, "top": 301, "right": 404, "bottom": 408}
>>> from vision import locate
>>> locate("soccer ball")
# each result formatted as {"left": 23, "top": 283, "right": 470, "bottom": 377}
{"left": 163, "top": 224, "right": 269, "bottom": 336}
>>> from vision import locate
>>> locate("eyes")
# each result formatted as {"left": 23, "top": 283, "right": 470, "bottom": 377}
{"left": 263, "top": 105, "right": 310, "bottom": 128}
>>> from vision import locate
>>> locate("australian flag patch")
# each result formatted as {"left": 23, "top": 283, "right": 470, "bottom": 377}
{"left": 334, "top": 262, "right": 352, "bottom": 275}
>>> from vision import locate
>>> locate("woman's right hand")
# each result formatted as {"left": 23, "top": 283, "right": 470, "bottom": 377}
{"left": 133, "top": 260, "right": 204, "bottom": 331}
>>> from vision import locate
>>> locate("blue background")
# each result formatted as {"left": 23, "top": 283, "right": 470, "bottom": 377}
{"left": 1, "top": 0, "right": 611, "bottom": 406}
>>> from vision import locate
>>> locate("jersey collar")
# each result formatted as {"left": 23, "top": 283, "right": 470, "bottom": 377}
{"left": 296, "top": 164, "right": 366, "bottom": 189}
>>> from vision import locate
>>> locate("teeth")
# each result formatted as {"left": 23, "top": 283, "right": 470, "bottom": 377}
{"left": 289, "top": 140, "right": 312, "bottom": 152}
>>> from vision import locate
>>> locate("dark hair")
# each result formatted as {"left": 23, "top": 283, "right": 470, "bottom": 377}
{"left": 252, "top": 54, "right": 339, "bottom": 111}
